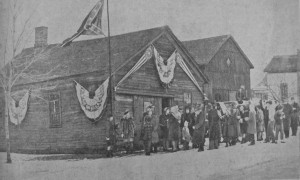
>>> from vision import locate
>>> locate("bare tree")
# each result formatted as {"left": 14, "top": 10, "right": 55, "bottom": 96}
{"left": 0, "top": 0, "right": 58, "bottom": 163}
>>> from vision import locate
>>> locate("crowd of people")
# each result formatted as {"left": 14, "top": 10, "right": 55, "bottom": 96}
{"left": 105, "top": 97, "right": 300, "bottom": 157}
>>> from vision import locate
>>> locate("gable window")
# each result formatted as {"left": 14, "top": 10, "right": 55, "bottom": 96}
{"left": 49, "top": 92, "right": 62, "bottom": 128}
{"left": 280, "top": 83, "right": 288, "bottom": 102}
{"left": 226, "top": 58, "right": 231, "bottom": 67}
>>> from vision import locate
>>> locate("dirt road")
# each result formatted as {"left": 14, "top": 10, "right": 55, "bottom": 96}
{"left": 1, "top": 131, "right": 299, "bottom": 180}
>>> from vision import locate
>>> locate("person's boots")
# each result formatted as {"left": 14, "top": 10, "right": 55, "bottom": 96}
{"left": 225, "top": 142, "right": 229, "bottom": 147}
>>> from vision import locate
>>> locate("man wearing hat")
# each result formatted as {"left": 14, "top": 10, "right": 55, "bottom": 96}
{"left": 120, "top": 109, "right": 135, "bottom": 153}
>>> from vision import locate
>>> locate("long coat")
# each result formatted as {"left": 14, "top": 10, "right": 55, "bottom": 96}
{"left": 192, "top": 111, "right": 206, "bottom": 145}
{"left": 159, "top": 114, "right": 169, "bottom": 139}
{"left": 256, "top": 109, "right": 264, "bottom": 132}
{"left": 142, "top": 115, "right": 153, "bottom": 141}
{"left": 105, "top": 120, "right": 115, "bottom": 144}
{"left": 227, "top": 110, "right": 239, "bottom": 138}
{"left": 291, "top": 102, "right": 300, "bottom": 127}
{"left": 120, "top": 117, "right": 135, "bottom": 141}
{"left": 283, "top": 103, "right": 293, "bottom": 131}
{"left": 208, "top": 109, "right": 221, "bottom": 140}
{"left": 247, "top": 110, "right": 256, "bottom": 134}
{"left": 168, "top": 114, "right": 180, "bottom": 141}
{"left": 151, "top": 115, "right": 160, "bottom": 143}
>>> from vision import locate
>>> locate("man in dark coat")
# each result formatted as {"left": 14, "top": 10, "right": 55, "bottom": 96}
{"left": 192, "top": 104, "right": 206, "bottom": 152}
{"left": 208, "top": 103, "right": 221, "bottom": 150}
{"left": 168, "top": 110, "right": 180, "bottom": 152}
{"left": 105, "top": 115, "right": 115, "bottom": 157}
{"left": 290, "top": 97, "right": 299, "bottom": 136}
{"left": 142, "top": 111, "right": 154, "bottom": 156}
{"left": 159, "top": 107, "right": 170, "bottom": 151}
{"left": 282, "top": 102, "right": 293, "bottom": 138}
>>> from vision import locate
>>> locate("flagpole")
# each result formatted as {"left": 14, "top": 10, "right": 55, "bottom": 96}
{"left": 106, "top": 0, "right": 115, "bottom": 144}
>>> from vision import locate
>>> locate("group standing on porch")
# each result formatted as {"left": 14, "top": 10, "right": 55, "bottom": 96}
{"left": 105, "top": 96, "right": 300, "bottom": 157}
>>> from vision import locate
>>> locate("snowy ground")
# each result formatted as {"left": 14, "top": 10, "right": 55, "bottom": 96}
{"left": 0, "top": 130, "right": 299, "bottom": 180}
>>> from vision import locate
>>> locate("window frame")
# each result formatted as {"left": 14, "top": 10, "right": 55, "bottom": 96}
{"left": 49, "top": 92, "right": 62, "bottom": 128}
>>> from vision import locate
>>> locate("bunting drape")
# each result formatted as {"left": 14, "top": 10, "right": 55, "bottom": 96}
{"left": 9, "top": 91, "right": 30, "bottom": 125}
{"left": 116, "top": 46, "right": 153, "bottom": 87}
{"left": 75, "top": 78, "right": 109, "bottom": 120}
{"left": 153, "top": 47, "right": 176, "bottom": 88}
{"left": 176, "top": 52, "right": 204, "bottom": 94}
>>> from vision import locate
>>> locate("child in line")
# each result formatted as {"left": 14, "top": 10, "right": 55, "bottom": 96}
{"left": 182, "top": 121, "right": 191, "bottom": 150}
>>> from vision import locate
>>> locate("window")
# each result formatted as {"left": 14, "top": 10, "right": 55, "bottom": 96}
{"left": 214, "top": 93, "right": 222, "bottom": 102}
{"left": 280, "top": 83, "right": 288, "bottom": 102}
{"left": 226, "top": 58, "right": 231, "bottom": 67}
{"left": 49, "top": 93, "right": 61, "bottom": 128}
{"left": 183, "top": 92, "right": 192, "bottom": 104}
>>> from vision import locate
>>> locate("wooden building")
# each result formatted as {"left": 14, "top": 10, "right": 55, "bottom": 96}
{"left": 183, "top": 35, "right": 254, "bottom": 102}
{"left": 0, "top": 26, "right": 208, "bottom": 153}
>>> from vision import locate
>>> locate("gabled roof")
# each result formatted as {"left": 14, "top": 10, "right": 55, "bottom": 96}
{"left": 264, "top": 54, "right": 298, "bottom": 73}
{"left": 11, "top": 25, "right": 208, "bottom": 86}
{"left": 182, "top": 35, "right": 254, "bottom": 68}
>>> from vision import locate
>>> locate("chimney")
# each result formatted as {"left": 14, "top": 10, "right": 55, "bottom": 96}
{"left": 34, "top": 26, "right": 48, "bottom": 48}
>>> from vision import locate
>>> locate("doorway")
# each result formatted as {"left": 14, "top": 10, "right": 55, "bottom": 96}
{"left": 162, "top": 97, "right": 173, "bottom": 113}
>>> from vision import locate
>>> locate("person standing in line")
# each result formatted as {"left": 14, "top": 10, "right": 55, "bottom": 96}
{"left": 182, "top": 121, "right": 191, "bottom": 150}
{"left": 168, "top": 107, "right": 180, "bottom": 152}
{"left": 192, "top": 104, "right": 206, "bottom": 151}
{"left": 120, "top": 109, "right": 135, "bottom": 154}
{"left": 227, "top": 104, "right": 239, "bottom": 146}
{"left": 290, "top": 97, "right": 299, "bottom": 136}
{"left": 247, "top": 104, "right": 256, "bottom": 145}
{"left": 238, "top": 105, "right": 249, "bottom": 144}
{"left": 159, "top": 107, "right": 170, "bottom": 151}
{"left": 216, "top": 103, "right": 226, "bottom": 144}
{"left": 265, "top": 102, "right": 276, "bottom": 143}
{"left": 262, "top": 101, "right": 271, "bottom": 141}
{"left": 142, "top": 110, "right": 154, "bottom": 156}
{"left": 282, "top": 102, "right": 293, "bottom": 138}
{"left": 105, "top": 115, "right": 115, "bottom": 158}
{"left": 151, "top": 112, "right": 160, "bottom": 153}
{"left": 208, "top": 103, "right": 221, "bottom": 150}
{"left": 256, "top": 106, "right": 264, "bottom": 141}
{"left": 189, "top": 106, "right": 196, "bottom": 148}
{"left": 274, "top": 105, "right": 285, "bottom": 143}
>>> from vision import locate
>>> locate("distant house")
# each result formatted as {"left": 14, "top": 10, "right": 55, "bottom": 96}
{"left": 264, "top": 52, "right": 300, "bottom": 102}
{"left": 0, "top": 26, "right": 208, "bottom": 153}
{"left": 183, "top": 35, "right": 254, "bottom": 102}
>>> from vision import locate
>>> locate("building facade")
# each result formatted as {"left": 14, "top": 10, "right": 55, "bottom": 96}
{"left": 264, "top": 53, "right": 299, "bottom": 103}
{"left": 183, "top": 35, "right": 254, "bottom": 102}
{"left": 0, "top": 26, "right": 208, "bottom": 153}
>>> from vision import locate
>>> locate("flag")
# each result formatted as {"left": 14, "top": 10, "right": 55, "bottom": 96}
{"left": 61, "top": 0, "right": 105, "bottom": 47}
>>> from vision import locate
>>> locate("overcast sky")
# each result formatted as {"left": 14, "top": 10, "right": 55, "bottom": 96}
{"left": 1, "top": 0, "right": 299, "bottom": 86}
